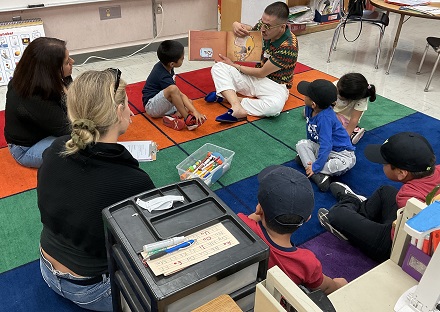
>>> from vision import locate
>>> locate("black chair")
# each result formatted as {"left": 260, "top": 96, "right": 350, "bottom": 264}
{"left": 327, "top": 1, "right": 389, "bottom": 69}
{"left": 416, "top": 37, "right": 440, "bottom": 92}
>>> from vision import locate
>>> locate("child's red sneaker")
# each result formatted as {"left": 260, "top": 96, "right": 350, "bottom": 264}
{"left": 163, "top": 115, "right": 185, "bottom": 130}
{"left": 185, "top": 114, "right": 205, "bottom": 130}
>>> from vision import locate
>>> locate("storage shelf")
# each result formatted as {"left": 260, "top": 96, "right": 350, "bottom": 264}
{"left": 220, "top": 0, "right": 339, "bottom": 35}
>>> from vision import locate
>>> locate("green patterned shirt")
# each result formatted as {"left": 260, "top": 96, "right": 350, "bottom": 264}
{"left": 252, "top": 23, "right": 298, "bottom": 89}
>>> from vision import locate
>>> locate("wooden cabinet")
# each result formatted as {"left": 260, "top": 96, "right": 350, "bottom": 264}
{"left": 220, "top": 0, "right": 338, "bottom": 34}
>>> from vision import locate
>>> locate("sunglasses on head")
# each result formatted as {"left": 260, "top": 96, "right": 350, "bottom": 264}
{"left": 107, "top": 68, "right": 122, "bottom": 94}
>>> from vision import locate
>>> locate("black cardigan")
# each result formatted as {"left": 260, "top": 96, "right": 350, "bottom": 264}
{"left": 38, "top": 136, "right": 156, "bottom": 276}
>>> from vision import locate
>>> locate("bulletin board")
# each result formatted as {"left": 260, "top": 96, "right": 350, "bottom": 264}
{"left": 0, "top": 18, "right": 45, "bottom": 86}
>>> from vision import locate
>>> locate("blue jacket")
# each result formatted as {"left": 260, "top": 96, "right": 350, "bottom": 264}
{"left": 305, "top": 106, "right": 355, "bottom": 173}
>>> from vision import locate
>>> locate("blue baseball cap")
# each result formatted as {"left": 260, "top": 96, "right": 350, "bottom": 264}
{"left": 257, "top": 165, "right": 314, "bottom": 225}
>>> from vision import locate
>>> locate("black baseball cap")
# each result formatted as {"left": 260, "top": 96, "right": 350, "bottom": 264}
{"left": 257, "top": 165, "right": 314, "bottom": 226}
{"left": 297, "top": 79, "right": 337, "bottom": 109}
{"left": 364, "top": 132, "right": 434, "bottom": 172}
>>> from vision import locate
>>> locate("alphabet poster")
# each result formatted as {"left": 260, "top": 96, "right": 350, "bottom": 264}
{"left": 0, "top": 18, "right": 45, "bottom": 86}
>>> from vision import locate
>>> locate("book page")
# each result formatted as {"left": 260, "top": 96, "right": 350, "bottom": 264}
{"left": 188, "top": 30, "right": 227, "bottom": 62}
{"left": 118, "top": 141, "right": 157, "bottom": 161}
{"left": 226, "top": 31, "right": 262, "bottom": 62}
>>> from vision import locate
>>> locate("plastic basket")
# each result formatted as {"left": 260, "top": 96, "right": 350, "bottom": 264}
{"left": 176, "top": 143, "right": 235, "bottom": 186}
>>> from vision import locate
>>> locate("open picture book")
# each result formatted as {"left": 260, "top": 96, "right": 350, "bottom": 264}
{"left": 188, "top": 30, "right": 263, "bottom": 62}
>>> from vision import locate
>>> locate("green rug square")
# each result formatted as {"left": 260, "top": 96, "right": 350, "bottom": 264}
{"left": 178, "top": 124, "right": 297, "bottom": 189}
{"left": 0, "top": 190, "right": 41, "bottom": 273}
{"left": 253, "top": 106, "right": 307, "bottom": 152}
{"left": 360, "top": 95, "right": 415, "bottom": 130}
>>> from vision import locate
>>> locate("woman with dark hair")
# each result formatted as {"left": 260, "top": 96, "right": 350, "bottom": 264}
{"left": 38, "top": 69, "right": 156, "bottom": 311}
{"left": 4, "top": 36, "right": 74, "bottom": 168}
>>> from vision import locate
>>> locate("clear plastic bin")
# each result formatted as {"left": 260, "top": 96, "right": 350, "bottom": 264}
{"left": 176, "top": 143, "right": 235, "bottom": 186}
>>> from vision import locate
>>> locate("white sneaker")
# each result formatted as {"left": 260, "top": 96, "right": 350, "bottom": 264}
{"left": 318, "top": 208, "right": 348, "bottom": 241}
{"left": 351, "top": 127, "right": 365, "bottom": 145}
{"left": 329, "top": 182, "right": 367, "bottom": 202}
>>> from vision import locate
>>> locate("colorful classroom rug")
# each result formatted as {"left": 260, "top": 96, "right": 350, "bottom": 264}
{"left": 1, "top": 62, "right": 438, "bottom": 311}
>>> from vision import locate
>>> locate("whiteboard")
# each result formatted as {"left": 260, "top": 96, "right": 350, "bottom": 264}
{"left": 0, "top": 0, "right": 112, "bottom": 13}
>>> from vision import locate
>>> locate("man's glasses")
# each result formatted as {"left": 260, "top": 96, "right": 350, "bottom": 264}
{"left": 258, "top": 19, "right": 285, "bottom": 31}
{"left": 107, "top": 68, "right": 122, "bottom": 94}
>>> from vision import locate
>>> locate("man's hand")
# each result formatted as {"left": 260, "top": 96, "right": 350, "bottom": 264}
{"left": 306, "top": 162, "right": 314, "bottom": 177}
{"left": 233, "top": 21, "right": 250, "bottom": 37}
{"left": 217, "top": 54, "right": 234, "bottom": 66}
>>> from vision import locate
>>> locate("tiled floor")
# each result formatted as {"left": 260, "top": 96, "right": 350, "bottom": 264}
{"left": 1, "top": 13, "right": 439, "bottom": 119}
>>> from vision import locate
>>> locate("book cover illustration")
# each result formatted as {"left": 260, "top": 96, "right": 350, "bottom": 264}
{"left": 189, "top": 30, "right": 262, "bottom": 62}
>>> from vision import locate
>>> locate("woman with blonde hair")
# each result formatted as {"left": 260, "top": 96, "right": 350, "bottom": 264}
{"left": 37, "top": 69, "right": 155, "bottom": 311}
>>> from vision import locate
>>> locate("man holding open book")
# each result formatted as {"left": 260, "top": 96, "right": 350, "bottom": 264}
{"left": 206, "top": 1, "right": 298, "bottom": 123}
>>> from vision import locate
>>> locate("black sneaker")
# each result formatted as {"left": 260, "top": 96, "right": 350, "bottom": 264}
{"left": 310, "top": 173, "right": 331, "bottom": 192}
{"left": 329, "top": 182, "right": 367, "bottom": 202}
{"left": 318, "top": 208, "right": 348, "bottom": 241}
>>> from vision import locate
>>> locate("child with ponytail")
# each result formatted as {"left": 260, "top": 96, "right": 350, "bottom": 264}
{"left": 334, "top": 73, "right": 376, "bottom": 144}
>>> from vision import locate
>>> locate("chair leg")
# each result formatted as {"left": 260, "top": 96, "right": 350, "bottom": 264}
{"left": 424, "top": 53, "right": 440, "bottom": 92}
{"left": 375, "top": 26, "right": 385, "bottom": 69}
{"left": 333, "top": 25, "right": 342, "bottom": 51}
{"left": 327, "top": 23, "right": 343, "bottom": 63}
{"left": 417, "top": 43, "right": 430, "bottom": 75}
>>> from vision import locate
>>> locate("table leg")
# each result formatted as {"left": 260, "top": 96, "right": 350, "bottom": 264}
{"left": 386, "top": 14, "right": 405, "bottom": 74}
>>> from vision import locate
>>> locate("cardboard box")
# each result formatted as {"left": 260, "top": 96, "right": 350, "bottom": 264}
{"left": 314, "top": 10, "right": 341, "bottom": 23}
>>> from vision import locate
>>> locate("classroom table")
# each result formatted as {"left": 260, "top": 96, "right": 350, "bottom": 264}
{"left": 369, "top": 0, "right": 440, "bottom": 74}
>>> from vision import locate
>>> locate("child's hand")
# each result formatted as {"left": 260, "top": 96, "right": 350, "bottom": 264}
{"left": 333, "top": 277, "right": 348, "bottom": 289}
{"left": 192, "top": 111, "right": 207, "bottom": 124}
{"left": 306, "top": 162, "right": 314, "bottom": 177}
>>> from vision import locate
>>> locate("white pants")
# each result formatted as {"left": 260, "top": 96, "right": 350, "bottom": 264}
{"left": 211, "top": 62, "right": 289, "bottom": 117}
{"left": 296, "top": 139, "right": 356, "bottom": 176}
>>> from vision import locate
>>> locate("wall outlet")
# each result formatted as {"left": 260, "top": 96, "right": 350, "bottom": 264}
{"left": 99, "top": 5, "right": 122, "bottom": 20}
{"left": 155, "top": 2, "right": 162, "bottom": 14}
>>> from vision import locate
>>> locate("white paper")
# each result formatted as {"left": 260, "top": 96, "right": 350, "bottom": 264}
{"left": 136, "top": 195, "right": 185, "bottom": 212}
{"left": 118, "top": 141, "right": 156, "bottom": 161}
{"left": 400, "top": 5, "right": 440, "bottom": 15}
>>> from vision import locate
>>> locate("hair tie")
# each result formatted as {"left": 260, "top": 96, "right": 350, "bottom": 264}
{"left": 70, "top": 131, "right": 87, "bottom": 150}
{"left": 70, "top": 119, "right": 96, "bottom": 150}
{"left": 72, "top": 119, "right": 96, "bottom": 132}
{"left": 367, "top": 84, "right": 371, "bottom": 90}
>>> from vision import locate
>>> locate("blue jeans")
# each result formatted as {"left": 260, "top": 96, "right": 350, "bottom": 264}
{"left": 39, "top": 249, "right": 112, "bottom": 311}
{"left": 8, "top": 136, "right": 57, "bottom": 168}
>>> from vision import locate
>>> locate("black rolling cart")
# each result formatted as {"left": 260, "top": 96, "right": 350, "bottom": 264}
{"left": 102, "top": 179, "right": 269, "bottom": 312}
